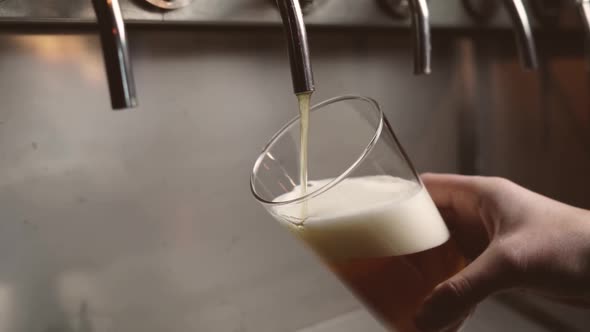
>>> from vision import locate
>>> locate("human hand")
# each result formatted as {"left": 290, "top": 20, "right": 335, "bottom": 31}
{"left": 415, "top": 174, "right": 590, "bottom": 332}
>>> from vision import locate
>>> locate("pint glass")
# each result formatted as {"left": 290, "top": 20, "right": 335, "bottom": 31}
{"left": 250, "top": 96, "right": 466, "bottom": 332}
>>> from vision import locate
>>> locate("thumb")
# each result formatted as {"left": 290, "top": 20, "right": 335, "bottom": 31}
{"left": 415, "top": 247, "right": 509, "bottom": 332}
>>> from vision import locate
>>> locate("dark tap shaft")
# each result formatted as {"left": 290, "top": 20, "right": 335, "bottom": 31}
{"left": 408, "top": 0, "right": 432, "bottom": 75}
{"left": 276, "top": 0, "right": 315, "bottom": 95}
{"left": 503, "top": 0, "right": 538, "bottom": 70}
{"left": 91, "top": 0, "right": 138, "bottom": 110}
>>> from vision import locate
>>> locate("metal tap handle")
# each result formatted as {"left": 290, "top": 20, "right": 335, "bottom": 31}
{"left": 276, "top": 0, "right": 315, "bottom": 95}
{"left": 408, "top": 0, "right": 432, "bottom": 75}
{"left": 502, "top": 0, "right": 538, "bottom": 70}
{"left": 91, "top": 0, "right": 138, "bottom": 110}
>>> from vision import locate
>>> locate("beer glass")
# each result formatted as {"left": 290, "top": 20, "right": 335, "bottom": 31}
{"left": 250, "top": 96, "right": 466, "bottom": 332}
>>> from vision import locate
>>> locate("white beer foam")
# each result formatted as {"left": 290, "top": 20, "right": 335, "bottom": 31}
{"left": 272, "top": 176, "right": 450, "bottom": 261}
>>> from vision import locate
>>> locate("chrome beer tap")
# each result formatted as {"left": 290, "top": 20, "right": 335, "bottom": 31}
{"left": 502, "top": 0, "right": 539, "bottom": 69}
{"left": 91, "top": 0, "right": 138, "bottom": 110}
{"left": 276, "top": 0, "right": 315, "bottom": 95}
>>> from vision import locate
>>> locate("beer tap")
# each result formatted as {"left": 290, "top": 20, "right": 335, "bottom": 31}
{"left": 276, "top": 0, "right": 315, "bottom": 95}
{"left": 380, "top": 0, "right": 432, "bottom": 74}
{"left": 577, "top": 1, "right": 590, "bottom": 39}
{"left": 408, "top": 0, "right": 432, "bottom": 74}
{"left": 91, "top": 0, "right": 138, "bottom": 110}
{"left": 502, "top": 0, "right": 539, "bottom": 69}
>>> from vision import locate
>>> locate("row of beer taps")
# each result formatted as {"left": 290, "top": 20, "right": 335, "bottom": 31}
{"left": 279, "top": 0, "right": 590, "bottom": 96}
{"left": 278, "top": 0, "right": 542, "bottom": 97}
{"left": 89, "top": 0, "right": 590, "bottom": 110}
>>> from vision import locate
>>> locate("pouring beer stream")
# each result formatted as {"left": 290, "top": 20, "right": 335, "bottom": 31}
{"left": 276, "top": 0, "right": 315, "bottom": 222}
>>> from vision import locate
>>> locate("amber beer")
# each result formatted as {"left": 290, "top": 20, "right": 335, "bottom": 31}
{"left": 272, "top": 175, "right": 466, "bottom": 332}
{"left": 330, "top": 238, "right": 465, "bottom": 331}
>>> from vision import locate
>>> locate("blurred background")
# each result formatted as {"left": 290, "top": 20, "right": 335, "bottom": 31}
{"left": 0, "top": 0, "right": 589, "bottom": 331}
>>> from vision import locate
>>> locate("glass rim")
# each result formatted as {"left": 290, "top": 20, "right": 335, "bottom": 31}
{"left": 250, "top": 95, "right": 384, "bottom": 206}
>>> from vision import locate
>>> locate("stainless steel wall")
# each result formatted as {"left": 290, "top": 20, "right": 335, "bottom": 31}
{"left": 471, "top": 41, "right": 590, "bottom": 209}
{"left": 0, "top": 28, "right": 588, "bottom": 331}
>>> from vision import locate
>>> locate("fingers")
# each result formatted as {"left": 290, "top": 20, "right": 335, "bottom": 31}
{"left": 415, "top": 248, "right": 511, "bottom": 332}
{"left": 417, "top": 174, "right": 519, "bottom": 331}
{"left": 422, "top": 173, "right": 492, "bottom": 257}
{"left": 421, "top": 173, "right": 485, "bottom": 222}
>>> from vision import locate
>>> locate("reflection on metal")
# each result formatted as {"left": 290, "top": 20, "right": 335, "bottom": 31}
{"left": 91, "top": 0, "right": 137, "bottom": 110}
{"left": 578, "top": 1, "right": 590, "bottom": 36}
{"left": 462, "top": 0, "right": 500, "bottom": 22}
{"left": 0, "top": 0, "right": 558, "bottom": 28}
{"left": 456, "top": 38, "right": 479, "bottom": 175}
{"left": 276, "top": 0, "right": 315, "bottom": 94}
{"left": 502, "top": 0, "right": 539, "bottom": 70}
{"left": 0, "top": 283, "right": 14, "bottom": 332}
{"left": 408, "top": 0, "right": 431, "bottom": 74}
{"left": 380, "top": 0, "right": 431, "bottom": 74}
{"left": 12, "top": 36, "right": 104, "bottom": 81}
{"left": 145, "top": 0, "right": 193, "bottom": 10}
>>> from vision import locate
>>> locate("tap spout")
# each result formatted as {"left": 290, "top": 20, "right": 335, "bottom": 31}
{"left": 91, "top": 0, "right": 138, "bottom": 110}
{"left": 503, "top": 0, "right": 539, "bottom": 70}
{"left": 408, "top": 0, "right": 432, "bottom": 75}
{"left": 276, "top": 0, "right": 315, "bottom": 95}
